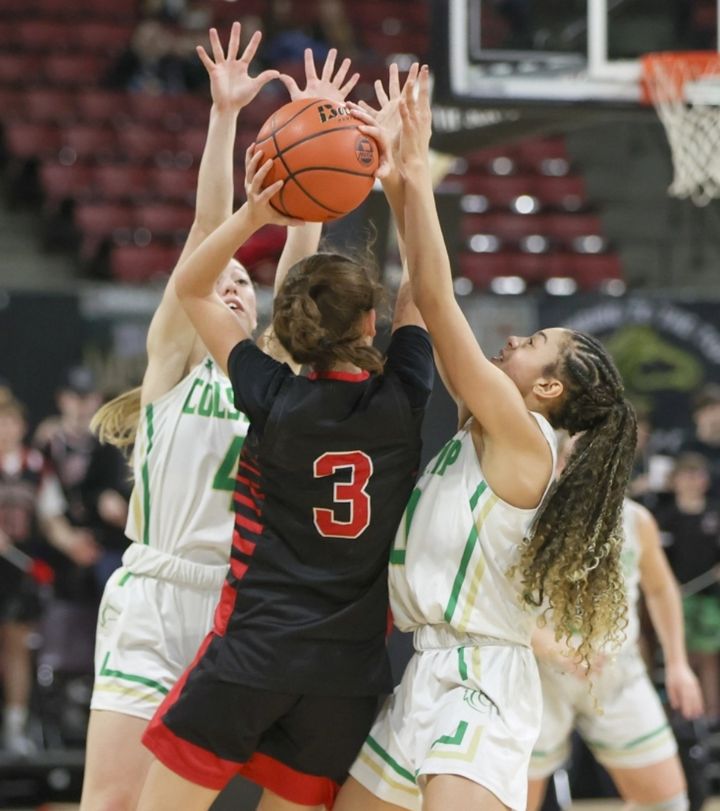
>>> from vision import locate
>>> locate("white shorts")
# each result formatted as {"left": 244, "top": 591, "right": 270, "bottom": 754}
{"left": 529, "top": 647, "right": 677, "bottom": 778}
{"left": 349, "top": 626, "right": 541, "bottom": 811}
{"left": 90, "top": 544, "right": 228, "bottom": 722}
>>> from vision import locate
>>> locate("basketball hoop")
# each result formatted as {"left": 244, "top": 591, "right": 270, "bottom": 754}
{"left": 641, "top": 52, "right": 720, "bottom": 205}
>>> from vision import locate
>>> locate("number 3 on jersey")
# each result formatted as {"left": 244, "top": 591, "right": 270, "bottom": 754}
{"left": 313, "top": 451, "right": 373, "bottom": 539}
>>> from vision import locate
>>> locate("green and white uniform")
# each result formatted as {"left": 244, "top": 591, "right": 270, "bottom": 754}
{"left": 91, "top": 357, "right": 249, "bottom": 720}
{"left": 350, "top": 413, "right": 557, "bottom": 811}
{"left": 529, "top": 499, "right": 677, "bottom": 778}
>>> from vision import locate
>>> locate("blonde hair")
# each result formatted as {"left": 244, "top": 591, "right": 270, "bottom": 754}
{"left": 90, "top": 386, "right": 142, "bottom": 449}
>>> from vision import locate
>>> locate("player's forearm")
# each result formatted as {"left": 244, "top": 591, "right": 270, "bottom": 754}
{"left": 193, "top": 106, "right": 240, "bottom": 234}
{"left": 403, "top": 161, "right": 455, "bottom": 319}
{"left": 274, "top": 222, "right": 323, "bottom": 296}
{"left": 646, "top": 585, "right": 689, "bottom": 667}
{"left": 175, "top": 204, "right": 262, "bottom": 301}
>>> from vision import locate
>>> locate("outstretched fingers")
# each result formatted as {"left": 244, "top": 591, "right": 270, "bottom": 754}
{"left": 304, "top": 47, "right": 319, "bottom": 81}
{"left": 227, "top": 20, "right": 241, "bottom": 61}
{"left": 208, "top": 27, "right": 225, "bottom": 63}
{"left": 320, "top": 48, "right": 337, "bottom": 82}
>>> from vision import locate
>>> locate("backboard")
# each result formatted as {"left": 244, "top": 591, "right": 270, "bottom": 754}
{"left": 438, "top": 0, "right": 720, "bottom": 105}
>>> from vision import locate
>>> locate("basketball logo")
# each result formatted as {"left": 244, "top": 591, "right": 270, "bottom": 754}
{"left": 355, "top": 137, "right": 375, "bottom": 167}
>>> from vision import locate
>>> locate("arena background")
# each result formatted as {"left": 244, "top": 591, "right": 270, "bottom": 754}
{"left": 1, "top": 0, "right": 720, "bottom": 807}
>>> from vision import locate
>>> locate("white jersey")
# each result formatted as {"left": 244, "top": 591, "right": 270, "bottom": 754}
{"left": 125, "top": 356, "right": 249, "bottom": 566}
{"left": 389, "top": 413, "right": 557, "bottom": 645}
{"left": 615, "top": 498, "right": 643, "bottom": 650}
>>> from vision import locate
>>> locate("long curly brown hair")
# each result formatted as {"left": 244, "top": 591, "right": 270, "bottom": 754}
{"left": 511, "top": 330, "right": 637, "bottom": 668}
{"left": 273, "top": 253, "right": 386, "bottom": 374}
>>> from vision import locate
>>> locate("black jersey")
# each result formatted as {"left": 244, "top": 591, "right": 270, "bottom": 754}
{"left": 211, "top": 325, "right": 433, "bottom": 697}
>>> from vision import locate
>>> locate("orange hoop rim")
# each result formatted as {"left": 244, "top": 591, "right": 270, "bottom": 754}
{"left": 641, "top": 50, "right": 720, "bottom": 104}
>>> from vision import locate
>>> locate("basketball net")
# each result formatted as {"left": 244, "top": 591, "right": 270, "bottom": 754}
{"left": 641, "top": 51, "right": 720, "bottom": 205}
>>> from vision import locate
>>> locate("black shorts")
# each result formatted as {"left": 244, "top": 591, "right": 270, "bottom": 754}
{"left": 0, "top": 572, "right": 42, "bottom": 624}
{"left": 143, "top": 633, "right": 379, "bottom": 807}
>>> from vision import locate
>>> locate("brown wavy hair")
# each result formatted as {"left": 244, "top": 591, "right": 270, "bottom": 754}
{"left": 273, "top": 253, "right": 386, "bottom": 374}
{"left": 511, "top": 331, "right": 637, "bottom": 668}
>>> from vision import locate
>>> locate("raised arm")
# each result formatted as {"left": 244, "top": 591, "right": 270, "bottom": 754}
{"left": 636, "top": 502, "right": 704, "bottom": 719}
{"left": 395, "top": 69, "right": 549, "bottom": 472}
{"left": 174, "top": 153, "right": 298, "bottom": 375}
{"left": 142, "top": 24, "right": 278, "bottom": 405}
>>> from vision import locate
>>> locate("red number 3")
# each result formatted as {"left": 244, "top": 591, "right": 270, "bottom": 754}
{"left": 313, "top": 451, "right": 373, "bottom": 539}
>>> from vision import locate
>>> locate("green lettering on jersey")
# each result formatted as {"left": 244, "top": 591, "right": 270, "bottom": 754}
{"left": 198, "top": 383, "right": 214, "bottom": 416}
{"left": 212, "top": 381, "right": 227, "bottom": 419}
{"left": 181, "top": 378, "right": 204, "bottom": 415}
{"left": 183, "top": 378, "right": 245, "bottom": 422}
{"left": 431, "top": 438, "right": 462, "bottom": 476}
{"left": 212, "top": 435, "right": 245, "bottom": 509}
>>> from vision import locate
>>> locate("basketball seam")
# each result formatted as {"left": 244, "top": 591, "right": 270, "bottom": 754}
{"left": 275, "top": 125, "right": 375, "bottom": 171}
{"left": 272, "top": 128, "right": 344, "bottom": 217}
{"left": 265, "top": 107, "right": 374, "bottom": 218}
{"left": 255, "top": 99, "right": 320, "bottom": 147}
{"left": 291, "top": 165, "right": 377, "bottom": 179}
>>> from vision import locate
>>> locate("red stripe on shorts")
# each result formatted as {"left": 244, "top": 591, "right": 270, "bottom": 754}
{"left": 143, "top": 633, "right": 239, "bottom": 790}
{"left": 237, "top": 751, "right": 339, "bottom": 808}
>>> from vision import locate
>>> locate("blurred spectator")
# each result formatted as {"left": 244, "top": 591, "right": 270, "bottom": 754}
{"left": 104, "top": 18, "right": 206, "bottom": 94}
{"left": 0, "top": 395, "right": 98, "bottom": 756}
{"left": 263, "top": 0, "right": 332, "bottom": 63}
{"left": 628, "top": 403, "right": 674, "bottom": 508}
{"left": 680, "top": 383, "right": 720, "bottom": 497}
{"left": 657, "top": 452, "right": 720, "bottom": 723}
{"left": 34, "top": 368, "right": 130, "bottom": 596}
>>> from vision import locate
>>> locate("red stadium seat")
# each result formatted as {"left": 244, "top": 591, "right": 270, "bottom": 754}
{"left": 533, "top": 176, "right": 587, "bottom": 210}
{"left": 127, "top": 93, "right": 186, "bottom": 129}
{"left": 74, "top": 201, "right": 135, "bottom": 260}
{"left": 93, "top": 164, "right": 151, "bottom": 202}
{"left": 548, "top": 254, "right": 623, "bottom": 289}
{"left": 462, "top": 213, "right": 553, "bottom": 241}
{"left": 116, "top": 125, "right": 177, "bottom": 163}
{"left": 77, "top": 0, "right": 138, "bottom": 20}
{"left": 0, "top": 54, "right": 43, "bottom": 85}
{"left": 462, "top": 175, "right": 537, "bottom": 207}
{"left": 76, "top": 89, "right": 130, "bottom": 124}
{"left": 515, "top": 137, "right": 569, "bottom": 170}
{"left": 134, "top": 203, "right": 194, "bottom": 236}
{"left": 15, "top": 20, "right": 72, "bottom": 52}
{"left": 40, "top": 162, "right": 94, "bottom": 207}
{"left": 0, "top": 0, "right": 30, "bottom": 18}
{"left": 76, "top": 21, "right": 134, "bottom": 54}
{"left": 4, "top": 122, "right": 62, "bottom": 160}
{"left": 0, "top": 88, "right": 25, "bottom": 119}
{"left": 43, "top": 54, "right": 107, "bottom": 87}
{"left": 109, "top": 244, "right": 179, "bottom": 283}
{"left": 23, "top": 88, "right": 77, "bottom": 125}
{"left": 150, "top": 166, "right": 198, "bottom": 204}
{"left": 59, "top": 124, "right": 118, "bottom": 162}
{"left": 174, "top": 128, "right": 207, "bottom": 163}
{"left": 34, "top": 0, "right": 82, "bottom": 17}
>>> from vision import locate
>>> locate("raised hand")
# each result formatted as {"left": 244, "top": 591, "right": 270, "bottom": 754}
{"left": 196, "top": 23, "right": 279, "bottom": 114}
{"left": 279, "top": 47, "right": 359, "bottom": 103}
{"left": 243, "top": 146, "right": 303, "bottom": 229}
{"left": 397, "top": 64, "right": 433, "bottom": 172}
{"left": 349, "top": 62, "right": 419, "bottom": 183}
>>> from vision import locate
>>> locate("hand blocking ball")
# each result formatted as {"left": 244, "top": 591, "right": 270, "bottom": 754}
{"left": 254, "top": 98, "right": 379, "bottom": 222}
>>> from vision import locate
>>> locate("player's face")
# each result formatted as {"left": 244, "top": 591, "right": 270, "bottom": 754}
{"left": 490, "top": 327, "right": 568, "bottom": 398}
{"left": 215, "top": 262, "right": 257, "bottom": 335}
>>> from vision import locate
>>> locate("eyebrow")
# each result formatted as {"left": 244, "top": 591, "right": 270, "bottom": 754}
{"left": 536, "top": 330, "right": 548, "bottom": 343}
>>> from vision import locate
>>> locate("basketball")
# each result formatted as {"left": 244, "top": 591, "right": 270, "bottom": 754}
{"left": 254, "top": 97, "right": 379, "bottom": 222}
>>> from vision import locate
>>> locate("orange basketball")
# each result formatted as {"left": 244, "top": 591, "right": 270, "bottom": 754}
{"left": 254, "top": 98, "right": 379, "bottom": 222}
